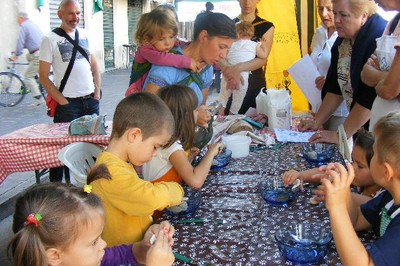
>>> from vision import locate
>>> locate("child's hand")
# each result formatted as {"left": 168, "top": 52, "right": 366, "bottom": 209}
{"left": 146, "top": 230, "right": 175, "bottom": 266}
{"left": 190, "top": 59, "right": 205, "bottom": 73}
{"left": 282, "top": 170, "right": 302, "bottom": 187}
{"left": 145, "top": 221, "right": 175, "bottom": 247}
{"left": 321, "top": 162, "right": 354, "bottom": 212}
{"left": 207, "top": 142, "right": 223, "bottom": 157}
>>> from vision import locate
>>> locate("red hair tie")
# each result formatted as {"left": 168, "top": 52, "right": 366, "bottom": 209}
{"left": 24, "top": 213, "right": 42, "bottom": 227}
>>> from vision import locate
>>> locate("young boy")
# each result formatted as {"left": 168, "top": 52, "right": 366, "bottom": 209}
{"left": 90, "top": 92, "right": 184, "bottom": 247}
{"left": 322, "top": 111, "right": 400, "bottom": 265}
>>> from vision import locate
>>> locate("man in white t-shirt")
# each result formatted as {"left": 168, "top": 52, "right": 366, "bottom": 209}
{"left": 39, "top": 0, "right": 101, "bottom": 182}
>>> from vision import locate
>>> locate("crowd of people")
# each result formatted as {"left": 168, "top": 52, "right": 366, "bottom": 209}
{"left": 7, "top": 0, "right": 400, "bottom": 265}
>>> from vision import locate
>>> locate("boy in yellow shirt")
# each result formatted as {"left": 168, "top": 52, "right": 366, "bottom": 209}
{"left": 89, "top": 92, "right": 184, "bottom": 247}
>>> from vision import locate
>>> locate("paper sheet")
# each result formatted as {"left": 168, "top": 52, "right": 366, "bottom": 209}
{"left": 274, "top": 128, "right": 315, "bottom": 143}
{"left": 288, "top": 55, "right": 321, "bottom": 112}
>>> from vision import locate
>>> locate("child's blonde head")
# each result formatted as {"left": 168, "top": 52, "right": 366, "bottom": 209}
{"left": 135, "top": 9, "right": 178, "bottom": 46}
{"left": 373, "top": 111, "right": 400, "bottom": 169}
{"left": 157, "top": 85, "right": 198, "bottom": 150}
{"left": 236, "top": 21, "right": 255, "bottom": 39}
{"left": 111, "top": 92, "right": 175, "bottom": 141}
{"left": 8, "top": 183, "right": 104, "bottom": 266}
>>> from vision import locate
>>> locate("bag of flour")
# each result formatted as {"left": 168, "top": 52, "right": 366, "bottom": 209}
{"left": 264, "top": 88, "right": 292, "bottom": 131}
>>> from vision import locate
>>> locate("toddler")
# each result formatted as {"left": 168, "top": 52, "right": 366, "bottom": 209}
{"left": 219, "top": 21, "right": 268, "bottom": 114}
{"left": 321, "top": 111, "right": 400, "bottom": 265}
{"left": 7, "top": 183, "right": 175, "bottom": 266}
{"left": 126, "top": 9, "right": 202, "bottom": 96}
{"left": 143, "top": 84, "right": 222, "bottom": 189}
{"left": 89, "top": 93, "right": 184, "bottom": 247}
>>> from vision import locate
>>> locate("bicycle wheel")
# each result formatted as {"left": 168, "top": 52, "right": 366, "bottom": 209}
{"left": 0, "top": 71, "right": 26, "bottom": 107}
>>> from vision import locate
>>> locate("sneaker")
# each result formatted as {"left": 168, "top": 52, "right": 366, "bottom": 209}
{"left": 33, "top": 96, "right": 45, "bottom": 106}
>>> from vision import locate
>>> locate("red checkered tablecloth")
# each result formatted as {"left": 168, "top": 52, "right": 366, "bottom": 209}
{"left": 0, "top": 123, "right": 111, "bottom": 185}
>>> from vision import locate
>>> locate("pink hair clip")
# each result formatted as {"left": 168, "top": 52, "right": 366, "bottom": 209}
{"left": 24, "top": 213, "right": 42, "bottom": 227}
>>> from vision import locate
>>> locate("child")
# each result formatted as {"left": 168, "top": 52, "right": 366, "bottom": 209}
{"left": 142, "top": 84, "right": 222, "bottom": 189}
{"left": 126, "top": 9, "right": 203, "bottom": 96}
{"left": 7, "top": 183, "right": 175, "bottom": 266}
{"left": 219, "top": 21, "right": 268, "bottom": 115}
{"left": 89, "top": 92, "right": 184, "bottom": 247}
{"left": 321, "top": 111, "right": 400, "bottom": 265}
{"left": 282, "top": 130, "right": 381, "bottom": 205}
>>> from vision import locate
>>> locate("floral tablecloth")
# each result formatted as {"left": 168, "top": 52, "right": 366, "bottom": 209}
{"left": 163, "top": 143, "right": 377, "bottom": 265}
{"left": 0, "top": 123, "right": 111, "bottom": 185}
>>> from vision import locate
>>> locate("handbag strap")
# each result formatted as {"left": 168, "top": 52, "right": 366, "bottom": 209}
{"left": 389, "top": 13, "right": 400, "bottom": 35}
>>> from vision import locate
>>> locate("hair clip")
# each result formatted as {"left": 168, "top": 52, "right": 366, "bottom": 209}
{"left": 24, "top": 213, "right": 42, "bottom": 227}
{"left": 84, "top": 184, "right": 92, "bottom": 194}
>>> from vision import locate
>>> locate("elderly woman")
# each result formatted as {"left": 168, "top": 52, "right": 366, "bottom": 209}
{"left": 219, "top": 0, "right": 274, "bottom": 115}
{"left": 299, "top": 0, "right": 386, "bottom": 144}
{"left": 361, "top": 0, "right": 400, "bottom": 131}
{"left": 310, "top": 0, "right": 349, "bottom": 130}
{"left": 144, "top": 12, "right": 236, "bottom": 126}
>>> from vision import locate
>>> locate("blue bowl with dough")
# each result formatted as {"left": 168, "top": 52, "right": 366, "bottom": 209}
{"left": 210, "top": 148, "right": 232, "bottom": 171}
{"left": 303, "top": 143, "right": 335, "bottom": 165}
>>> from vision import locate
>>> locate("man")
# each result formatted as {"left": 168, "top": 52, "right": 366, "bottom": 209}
{"left": 14, "top": 12, "right": 45, "bottom": 106}
{"left": 39, "top": 0, "right": 101, "bottom": 182}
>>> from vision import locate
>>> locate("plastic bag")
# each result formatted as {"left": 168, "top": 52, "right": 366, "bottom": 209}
{"left": 68, "top": 114, "right": 107, "bottom": 136}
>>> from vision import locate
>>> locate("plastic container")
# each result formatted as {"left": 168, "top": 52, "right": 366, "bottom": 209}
{"left": 222, "top": 135, "right": 251, "bottom": 158}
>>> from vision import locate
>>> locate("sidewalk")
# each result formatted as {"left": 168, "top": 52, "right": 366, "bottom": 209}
{"left": 0, "top": 68, "right": 130, "bottom": 265}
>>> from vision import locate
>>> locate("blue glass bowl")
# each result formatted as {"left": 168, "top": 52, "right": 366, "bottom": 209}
{"left": 303, "top": 143, "right": 335, "bottom": 164}
{"left": 165, "top": 187, "right": 202, "bottom": 216}
{"left": 275, "top": 222, "right": 332, "bottom": 264}
{"left": 259, "top": 178, "right": 297, "bottom": 207}
{"left": 210, "top": 149, "right": 232, "bottom": 171}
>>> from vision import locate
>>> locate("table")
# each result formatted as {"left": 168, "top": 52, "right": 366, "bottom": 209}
{"left": 164, "top": 143, "right": 377, "bottom": 265}
{"left": 0, "top": 123, "right": 111, "bottom": 185}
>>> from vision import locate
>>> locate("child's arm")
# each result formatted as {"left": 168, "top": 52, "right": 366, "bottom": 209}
{"left": 255, "top": 42, "right": 268, "bottom": 60}
{"left": 282, "top": 168, "right": 320, "bottom": 187}
{"left": 140, "top": 45, "right": 202, "bottom": 72}
{"left": 322, "top": 162, "right": 374, "bottom": 266}
{"left": 170, "top": 142, "right": 223, "bottom": 189}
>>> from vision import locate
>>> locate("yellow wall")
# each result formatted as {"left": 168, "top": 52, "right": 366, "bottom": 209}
{"left": 258, "top": 0, "right": 309, "bottom": 111}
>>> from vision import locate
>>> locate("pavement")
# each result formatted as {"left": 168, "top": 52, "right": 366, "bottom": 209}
{"left": 0, "top": 68, "right": 130, "bottom": 265}
{"left": 0, "top": 68, "right": 220, "bottom": 265}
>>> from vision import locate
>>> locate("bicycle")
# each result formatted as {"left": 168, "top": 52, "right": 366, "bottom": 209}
{"left": 0, "top": 56, "right": 46, "bottom": 107}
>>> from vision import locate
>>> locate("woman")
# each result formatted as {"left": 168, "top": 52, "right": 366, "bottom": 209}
{"left": 361, "top": 0, "right": 400, "bottom": 131}
{"left": 299, "top": 0, "right": 386, "bottom": 144}
{"left": 144, "top": 12, "right": 236, "bottom": 127}
{"left": 310, "top": 0, "right": 349, "bottom": 130}
{"left": 220, "top": 0, "right": 274, "bottom": 115}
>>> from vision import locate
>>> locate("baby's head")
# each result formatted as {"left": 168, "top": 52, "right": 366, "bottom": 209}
{"left": 135, "top": 9, "right": 178, "bottom": 50}
{"left": 235, "top": 21, "right": 255, "bottom": 40}
{"left": 111, "top": 92, "right": 175, "bottom": 165}
{"left": 157, "top": 85, "right": 198, "bottom": 150}
{"left": 351, "top": 129, "right": 375, "bottom": 188}
{"left": 8, "top": 183, "right": 106, "bottom": 266}
{"left": 371, "top": 111, "right": 400, "bottom": 186}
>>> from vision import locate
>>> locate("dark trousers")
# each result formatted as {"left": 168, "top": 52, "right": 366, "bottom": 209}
{"left": 50, "top": 96, "right": 99, "bottom": 182}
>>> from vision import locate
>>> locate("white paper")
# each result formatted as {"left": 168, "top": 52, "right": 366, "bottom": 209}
{"left": 274, "top": 128, "right": 315, "bottom": 143}
{"left": 288, "top": 55, "right": 321, "bottom": 112}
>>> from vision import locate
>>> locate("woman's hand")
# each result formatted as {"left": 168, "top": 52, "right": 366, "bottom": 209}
{"left": 282, "top": 170, "right": 302, "bottom": 187}
{"left": 221, "top": 64, "right": 244, "bottom": 91}
{"left": 315, "top": 76, "right": 326, "bottom": 90}
{"left": 366, "top": 53, "right": 380, "bottom": 70}
{"left": 308, "top": 130, "right": 339, "bottom": 144}
{"left": 146, "top": 230, "right": 175, "bottom": 266}
{"left": 298, "top": 118, "right": 319, "bottom": 132}
{"left": 196, "top": 105, "right": 212, "bottom": 128}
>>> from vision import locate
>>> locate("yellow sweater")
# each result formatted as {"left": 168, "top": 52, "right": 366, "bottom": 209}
{"left": 91, "top": 151, "right": 184, "bottom": 247}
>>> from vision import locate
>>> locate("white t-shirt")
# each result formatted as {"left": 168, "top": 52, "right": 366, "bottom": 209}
{"left": 39, "top": 28, "right": 95, "bottom": 98}
{"left": 142, "top": 141, "right": 183, "bottom": 181}
{"left": 227, "top": 39, "right": 258, "bottom": 68}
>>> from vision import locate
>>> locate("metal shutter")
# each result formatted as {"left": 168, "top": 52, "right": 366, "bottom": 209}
{"left": 127, "top": 0, "right": 142, "bottom": 49}
{"left": 103, "top": 0, "right": 114, "bottom": 68}
{"left": 49, "top": 0, "right": 85, "bottom": 30}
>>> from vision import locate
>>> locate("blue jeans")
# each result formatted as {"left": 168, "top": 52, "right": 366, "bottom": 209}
{"left": 50, "top": 96, "right": 99, "bottom": 182}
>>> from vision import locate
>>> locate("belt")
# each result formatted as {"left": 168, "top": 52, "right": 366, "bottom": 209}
{"left": 30, "top": 49, "right": 39, "bottom": 54}
{"left": 65, "top": 93, "right": 94, "bottom": 100}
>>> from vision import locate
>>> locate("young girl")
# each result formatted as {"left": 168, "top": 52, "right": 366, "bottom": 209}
{"left": 126, "top": 9, "right": 203, "bottom": 96}
{"left": 282, "top": 130, "right": 381, "bottom": 204}
{"left": 7, "top": 183, "right": 175, "bottom": 266}
{"left": 142, "top": 84, "right": 222, "bottom": 189}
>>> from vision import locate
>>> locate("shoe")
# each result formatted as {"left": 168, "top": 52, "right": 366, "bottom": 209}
{"left": 33, "top": 96, "right": 45, "bottom": 106}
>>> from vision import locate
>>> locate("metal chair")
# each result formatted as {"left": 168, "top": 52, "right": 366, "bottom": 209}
{"left": 58, "top": 142, "right": 103, "bottom": 186}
